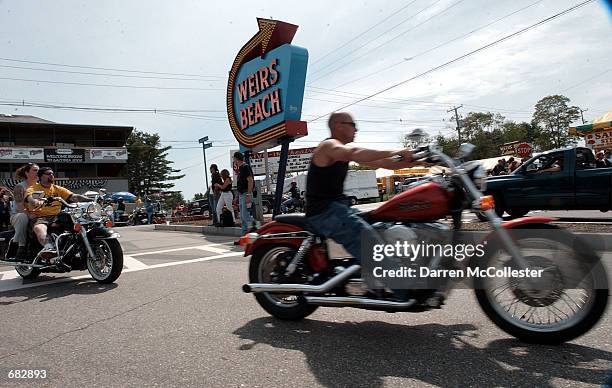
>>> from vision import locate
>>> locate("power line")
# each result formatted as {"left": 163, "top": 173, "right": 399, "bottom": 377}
{"left": 330, "top": 0, "right": 546, "bottom": 90}
{"left": 310, "top": 0, "right": 420, "bottom": 66}
{"left": 308, "top": 0, "right": 467, "bottom": 83}
{"left": 0, "top": 57, "right": 226, "bottom": 79}
{"left": 0, "top": 77, "right": 224, "bottom": 91}
{"left": 309, "top": 0, "right": 595, "bottom": 122}
{"left": 0, "top": 64, "right": 224, "bottom": 82}
{"left": 309, "top": 0, "right": 445, "bottom": 77}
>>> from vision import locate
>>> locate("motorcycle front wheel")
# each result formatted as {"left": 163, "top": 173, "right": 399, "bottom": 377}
{"left": 87, "top": 238, "right": 123, "bottom": 284}
{"left": 249, "top": 245, "right": 318, "bottom": 320}
{"left": 475, "top": 226, "right": 608, "bottom": 344}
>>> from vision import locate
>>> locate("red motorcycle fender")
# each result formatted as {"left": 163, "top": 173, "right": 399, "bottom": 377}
{"left": 244, "top": 221, "right": 305, "bottom": 256}
{"left": 501, "top": 217, "right": 557, "bottom": 229}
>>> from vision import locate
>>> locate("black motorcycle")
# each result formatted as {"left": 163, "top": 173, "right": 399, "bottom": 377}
{"left": 0, "top": 194, "right": 123, "bottom": 283}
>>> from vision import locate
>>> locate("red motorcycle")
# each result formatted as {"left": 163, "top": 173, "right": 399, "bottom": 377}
{"left": 241, "top": 145, "right": 608, "bottom": 344}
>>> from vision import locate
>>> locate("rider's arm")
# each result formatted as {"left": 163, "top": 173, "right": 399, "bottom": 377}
{"left": 358, "top": 158, "right": 417, "bottom": 170}
{"left": 316, "top": 139, "right": 412, "bottom": 166}
{"left": 68, "top": 194, "right": 93, "bottom": 203}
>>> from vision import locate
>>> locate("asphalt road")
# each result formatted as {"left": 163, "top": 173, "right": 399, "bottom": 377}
{"left": 0, "top": 226, "right": 611, "bottom": 387}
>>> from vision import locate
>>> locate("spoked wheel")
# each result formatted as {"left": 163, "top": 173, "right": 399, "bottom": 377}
{"left": 16, "top": 265, "right": 41, "bottom": 280}
{"left": 249, "top": 245, "right": 318, "bottom": 320}
{"left": 475, "top": 226, "right": 608, "bottom": 344}
{"left": 87, "top": 239, "right": 123, "bottom": 284}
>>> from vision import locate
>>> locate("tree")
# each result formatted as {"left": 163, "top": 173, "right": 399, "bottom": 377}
{"left": 127, "top": 130, "right": 185, "bottom": 195}
{"left": 460, "top": 112, "right": 505, "bottom": 141}
{"left": 193, "top": 192, "right": 205, "bottom": 200}
{"left": 401, "top": 129, "right": 431, "bottom": 149}
{"left": 532, "top": 95, "right": 580, "bottom": 150}
{"left": 163, "top": 191, "right": 185, "bottom": 211}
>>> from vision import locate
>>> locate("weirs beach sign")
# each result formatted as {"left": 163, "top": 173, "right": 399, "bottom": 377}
{"left": 227, "top": 18, "right": 308, "bottom": 152}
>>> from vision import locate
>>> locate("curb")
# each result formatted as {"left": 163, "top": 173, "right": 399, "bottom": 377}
{"left": 155, "top": 224, "right": 244, "bottom": 237}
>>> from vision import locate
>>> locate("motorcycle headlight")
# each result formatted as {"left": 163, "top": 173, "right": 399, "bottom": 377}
{"left": 70, "top": 207, "right": 84, "bottom": 218}
{"left": 104, "top": 205, "right": 114, "bottom": 216}
{"left": 86, "top": 203, "right": 103, "bottom": 219}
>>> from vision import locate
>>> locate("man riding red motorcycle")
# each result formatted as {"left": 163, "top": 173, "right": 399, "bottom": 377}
{"left": 240, "top": 114, "right": 609, "bottom": 345}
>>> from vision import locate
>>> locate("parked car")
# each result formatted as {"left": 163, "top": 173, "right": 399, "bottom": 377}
{"left": 186, "top": 198, "right": 210, "bottom": 218}
{"left": 480, "top": 147, "right": 612, "bottom": 219}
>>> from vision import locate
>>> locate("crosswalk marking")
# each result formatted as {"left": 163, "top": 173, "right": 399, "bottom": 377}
{"left": 0, "top": 244, "right": 242, "bottom": 293}
{"left": 123, "top": 255, "right": 148, "bottom": 270}
{"left": 195, "top": 246, "right": 229, "bottom": 254}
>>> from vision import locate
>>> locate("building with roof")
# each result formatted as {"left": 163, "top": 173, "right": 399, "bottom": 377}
{"left": 0, "top": 114, "right": 133, "bottom": 193}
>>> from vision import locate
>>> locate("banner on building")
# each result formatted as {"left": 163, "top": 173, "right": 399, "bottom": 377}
{"left": 231, "top": 147, "right": 315, "bottom": 176}
{"left": 0, "top": 148, "right": 44, "bottom": 160}
{"left": 585, "top": 128, "right": 612, "bottom": 150}
{"left": 89, "top": 148, "right": 128, "bottom": 160}
{"left": 44, "top": 148, "right": 85, "bottom": 163}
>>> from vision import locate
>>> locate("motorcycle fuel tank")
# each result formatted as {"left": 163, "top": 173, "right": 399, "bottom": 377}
{"left": 370, "top": 182, "right": 450, "bottom": 222}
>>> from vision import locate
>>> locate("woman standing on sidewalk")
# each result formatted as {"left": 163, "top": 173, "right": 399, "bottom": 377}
{"left": 215, "top": 169, "right": 235, "bottom": 225}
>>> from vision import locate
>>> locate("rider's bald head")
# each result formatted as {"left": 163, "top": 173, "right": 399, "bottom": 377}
{"left": 328, "top": 112, "right": 352, "bottom": 131}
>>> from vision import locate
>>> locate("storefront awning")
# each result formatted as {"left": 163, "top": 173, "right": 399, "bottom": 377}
{"left": 569, "top": 111, "right": 612, "bottom": 135}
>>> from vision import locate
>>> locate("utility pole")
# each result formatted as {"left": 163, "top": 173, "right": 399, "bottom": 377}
{"left": 447, "top": 105, "right": 463, "bottom": 142}
{"left": 579, "top": 108, "right": 588, "bottom": 124}
{"left": 198, "top": 136, "right": 213, "bottom": 192}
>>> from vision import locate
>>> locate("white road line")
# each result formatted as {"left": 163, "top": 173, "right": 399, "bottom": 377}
{"left": 0, "top": 270, "right": 20, "bottom": 281}
{"left": 128, "top": 243, "right": 231, "bottom": 257}
{"left": 195, "top": 245, "right": 230, "bottom": 254}
{"left": 0, "top": 251, "right": 243, "bottom": 293}
{"left": 123, "top": 255, "right": 148, "bottom": 270}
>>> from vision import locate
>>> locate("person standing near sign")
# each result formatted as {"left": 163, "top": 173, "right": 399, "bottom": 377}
{"left": 233, "top": 152, "right": 254, "bottom": 240}
{"left": 209, "top": 164, "right": 222, "bottom": 226}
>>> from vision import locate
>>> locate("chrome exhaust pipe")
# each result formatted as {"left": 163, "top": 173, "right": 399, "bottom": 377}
{"left": 242, "top": 265, "right": 361, "bottom": 294}
{"left": 305, "top": 296, "right": 416, "bottom": 309}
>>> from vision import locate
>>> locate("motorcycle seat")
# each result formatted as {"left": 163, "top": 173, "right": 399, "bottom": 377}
{"left": 274, "top": 214, "right": 310, "bottom": 230}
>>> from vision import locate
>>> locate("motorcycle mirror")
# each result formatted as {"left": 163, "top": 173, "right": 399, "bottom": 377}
{"left": 457, "top": 143, "right": 476, "bottom": 159}
{"left": 30, "top": 191, "right": 44, "bottom": 200}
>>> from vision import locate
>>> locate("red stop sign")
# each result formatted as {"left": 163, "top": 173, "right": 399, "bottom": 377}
{"left": 516, "top": 143, "right": 533, "bottom": 158}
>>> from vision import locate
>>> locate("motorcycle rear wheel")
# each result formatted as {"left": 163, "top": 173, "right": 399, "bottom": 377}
{"left": 87, "top": 239, "right": 123, "bottom": 284}
{"left": 475, "top": 226, "right": 608, "bottom": 344}
{"left": 249, "top": 245, "right": 319, "bottom": 320}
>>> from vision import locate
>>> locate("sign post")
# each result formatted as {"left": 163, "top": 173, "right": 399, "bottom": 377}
{"left": 227, "top": 18, "right": 309, "bottom": 220}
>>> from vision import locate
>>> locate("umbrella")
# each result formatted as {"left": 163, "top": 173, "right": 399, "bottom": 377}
{"left": 111, "top": 192, "right": 137, "bottom": 203}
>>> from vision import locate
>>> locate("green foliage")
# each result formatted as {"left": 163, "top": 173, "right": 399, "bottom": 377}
{"left": 193, "top": 192, "right": 205, "bottom": 200}
{"left": 163, "top": 192, "right": 185, "bottom": 211}
{"left": 532, "top": 95, "right": 581, "bottom": 149}
{"left": 408, "top": 95, "right": 582, "bottom": 161}
{"left": 127, "top": 130, "right": 185, "bottom": 195}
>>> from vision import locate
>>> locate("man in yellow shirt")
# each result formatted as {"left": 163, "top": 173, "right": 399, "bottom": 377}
{"left": 25, "top": 167, "right": 92, "bottom": 260}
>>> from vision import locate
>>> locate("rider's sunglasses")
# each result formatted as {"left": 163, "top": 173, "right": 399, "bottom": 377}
{"left": 43, "top": 171, "right": 54, "bottom": 176}
{"left": 341, "top": 121, "right": 357, "bottom": 128}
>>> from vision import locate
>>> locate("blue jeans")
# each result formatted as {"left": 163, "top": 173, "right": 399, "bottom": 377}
{"left": 281, "top": 197, "right": 297, "bottom": 213}
{"left": 307, "top": 201, "right": 382, "bottom": 265}
{"left": 239, "top": 192, "right": 252, "bottom": 235}
{"left": 209, "top": 194, "right": 218, "bottom": 224}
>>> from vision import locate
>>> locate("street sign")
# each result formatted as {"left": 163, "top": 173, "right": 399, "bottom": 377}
{"left": 226, "top": 18, "right": 308, "bottom": 152}
{"left": 516, "top": 142, "right": 533, "bottom": 158}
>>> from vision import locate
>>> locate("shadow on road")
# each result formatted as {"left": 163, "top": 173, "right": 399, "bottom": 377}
{"left": 0, "top": 280, "right": 118, "bottom": 305}
{"left": 234, "top": 317, "right": 611, "bottom": 387}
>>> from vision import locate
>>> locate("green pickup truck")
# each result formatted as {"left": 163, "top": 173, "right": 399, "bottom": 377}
{"left": 482, "top": 147, "right": 612, "bottom": 219}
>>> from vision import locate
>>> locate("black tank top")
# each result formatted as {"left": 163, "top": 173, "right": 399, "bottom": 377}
{"left": 305, "top": 159, "right": 349, "bottom": 216}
